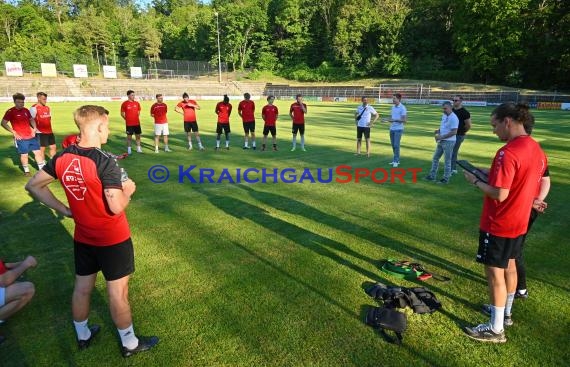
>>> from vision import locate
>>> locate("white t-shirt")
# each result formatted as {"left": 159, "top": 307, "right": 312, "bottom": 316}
{"left": 439, "top": 112, "right": 459, "bottom": 142}
{"left": 390, "top": 103, "right": 407, "bottom": 131}
{"left": 356, "top": 104, "right": 378, "bottom": 127}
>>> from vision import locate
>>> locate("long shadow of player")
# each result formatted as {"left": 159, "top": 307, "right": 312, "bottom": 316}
{"left": 205, "top": 192, "right": 382, "bottom": 283}
{"left": 0, "top": 199, "right": 111, "bottom": 364}
{"left": 236, "top": 184, "right": 484, "bottom": 285}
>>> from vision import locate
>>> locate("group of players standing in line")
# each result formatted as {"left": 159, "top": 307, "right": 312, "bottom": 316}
{"left": 121, "top": 90, "right": 306, "bottom": 155}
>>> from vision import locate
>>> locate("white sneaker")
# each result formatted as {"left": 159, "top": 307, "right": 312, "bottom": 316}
{"left": 392, "top": 162, "right": 399, "bottom": 167}
{"left": 451, "top": 170, "right": 458, "bottom": 175}
{"left": 188, "top": 146, "right": 193, "bottom": 151}
{"left": 155, "top": 147, "right": 159, "bottom": 153}
{"left": 165, "top": 147, "right": 172, "bottom": 152}
{"left": 136, "top": 147, "right": 143, "bottom": 153}
{"left": 388, "top": 161, "right": 395, "bottom": 166}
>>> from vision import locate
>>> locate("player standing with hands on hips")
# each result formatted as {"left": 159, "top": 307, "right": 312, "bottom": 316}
{"left": 290, "top": 94, "right": 307, "bottom": 151}
{"left": 26, "top": 105, "right": 159, "bottom": 357}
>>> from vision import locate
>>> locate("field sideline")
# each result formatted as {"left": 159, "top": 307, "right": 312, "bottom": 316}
{"left": 0, "top": 100, "right": 569, "bottom": 366}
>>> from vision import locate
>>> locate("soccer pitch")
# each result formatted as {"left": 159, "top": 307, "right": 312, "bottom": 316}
{"left": 0, "top": 101, "right": 569, "bottom": 366}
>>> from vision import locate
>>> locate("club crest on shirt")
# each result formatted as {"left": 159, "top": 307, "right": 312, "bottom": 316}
{"left": 62, "top": 158, "right": 87, "bottom": 200}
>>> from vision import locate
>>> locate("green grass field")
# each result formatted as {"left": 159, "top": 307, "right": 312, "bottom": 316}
{"left": 1, "top": 100, "right": 569, "bottom": 366}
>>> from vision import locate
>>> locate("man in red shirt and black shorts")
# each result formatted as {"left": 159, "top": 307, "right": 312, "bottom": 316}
{"left": 261, "top": 95, "right": 279, "bottom": 151}
{"left": 26, "top": 105, "right": 158, "bottom": 357}
{"left": 1, "top": 93, "right": 44, "bottom": 176}
{"left": 30, "top": 91, "right": 57, "bottom": 161}
{"left": 463, "top": 103, "right": 547, "bottom": 343}
{"left": 289, "top": 94, "right": 307, "bottom": 151}
{"left": 238, "top": 92, "right": 256, "bottom": 150}
{"left": 120, "top": 90, "right": 142, "bottom": 155}
{"left": 215, "top": 95, "right": 232, "bottom": 150}
{"left": 175, "top": 92, "right": 204, "bottom": 151}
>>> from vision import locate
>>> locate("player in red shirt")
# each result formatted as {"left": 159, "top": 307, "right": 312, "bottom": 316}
{"left": 238, "top": 92, "right": 256, "bottom": 150}
{"left": 215, "top": 95, "right": 232, "bottom": 150}
{"left": 150, "top": 94, "right": 171, "bottom": 153}
{"left": 1, "top": 93, "right": 44, "bottom": 176}
{"left": 289, "top": 94, "right": 307, "bottom": 151}
{"left": 175, "top": 92, "right": 204, "bottom": 150}
{"left": 0, "top": 255, "right": 37, "bottom": 344}
{"left": 30, "top": 91, "right": 57, "bottom": 161}
{"left": 61, "top": 134, "right": 80, "bottom": 149}
{"left": 261, "top": 95, "right": 279, "bottom": 151}
{"left": 120, "top": 90, "right": 142, "bottom": 154}
{"left": 26, "top": 105, "right": 158, "bottom": 357}
{"left": 463, "top": 103, "right": 547, "bottom": 343}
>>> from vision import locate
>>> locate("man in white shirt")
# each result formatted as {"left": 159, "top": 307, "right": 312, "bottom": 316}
{"left": 354, "top": 96, "right": 379, "bottom": 157}
{"left": 385, "top": 93, "right": 407, "bottom": 167}
{"left": 425, "top": 101, "right": 459, "bottom": 184}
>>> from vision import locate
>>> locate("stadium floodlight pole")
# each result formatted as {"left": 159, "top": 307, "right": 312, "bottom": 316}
{"left": 112, "top": 42, "right": 116, "bottom": 66}
{"left": 214, "top": 11, "right": 222, "bottom": 83}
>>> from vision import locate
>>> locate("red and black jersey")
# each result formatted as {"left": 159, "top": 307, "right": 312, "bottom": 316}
{"left": 215, "top": 102, "right": 232, "bottom": 124}
{"left": 44, "top": 145, "right": 130, "bottom": 246}
{"left": 238, "top": 100, "right": 255, "bottom": 122}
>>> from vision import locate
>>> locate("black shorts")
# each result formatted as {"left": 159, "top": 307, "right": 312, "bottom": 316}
{"left": 74, "top": 238, "right": 135, "bottom": 281}
{"left": 184, "top": 121, "right": 199, "bottom": 133}
{"left": 357, "top": 126, "right": 371, "bottom": 140}
{"left": 216, "top": 123, "right": 231, "bottom": 134}
{"left": 477, "top": 231, "right": 524, "bottom": 268}
{"left": 126, "top": 125, "right": 142, "bottom": 135}
{"left": 263, "top": 126, "right": 276, "bottom": 137}
{"left": 292, "top": 124, "right": 305, "bottom": 135}
{"left": 243, "top": 121, "right": 255, "bottom": 133}
{"left": 37, "top": 133, "right": 56, "bottom": 147}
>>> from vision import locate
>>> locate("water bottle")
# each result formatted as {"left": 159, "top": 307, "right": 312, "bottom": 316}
{"left": 120, "top": 168, "right": 128, "bottom": 182}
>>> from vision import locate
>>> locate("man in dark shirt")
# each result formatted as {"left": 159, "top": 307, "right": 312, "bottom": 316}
{"left": 451, "top": 95, "right": 472, "bottom": 174}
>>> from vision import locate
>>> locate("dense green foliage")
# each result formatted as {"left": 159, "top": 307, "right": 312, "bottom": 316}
{"left": 0, "top": 0, "right": 568, "bottom": 88}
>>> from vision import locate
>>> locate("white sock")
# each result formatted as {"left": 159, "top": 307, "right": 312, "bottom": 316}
{"left": 197, "top": 138, "right": 203, "bottom": 147}
{"left": 23, "top": 164, "right": 30, "bottom": 173}
{"left": 292, "top": 136, "right": 297, "bottom": 147}
{"left": 118, "top": 324, "right": 139, "bottom": 349}
{"left": 505, "top": 293, "right": 515, "bottom": 316}
{"left": 74, "top": 319, "right": 92, "bottom": 341}
{"left": 490, "top": 306, "right": 505, "bottom": 333}
{"left": 244, "top": 141, "right": 249, "bottom": 148}
{"left": 38, "top": 161, "right": 46, "bottom": 170}
{"left": 252, "top": 141, "right": 256, "bottom": 148}
{"left": 127, "top": 147, "right": 132, "bottom": 154}
{"left": 216, "top": 140, "right": 220, "bottom": 148}
{"left": 225, "top": 140, "right": 230, "bottom": 148}
{"left": 300, "top": 136, "right": 305, "bottom": 148}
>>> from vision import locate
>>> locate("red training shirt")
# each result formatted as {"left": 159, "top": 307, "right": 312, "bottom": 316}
{"left": 215, "top": 102, "right": 232, "bottom": 124}
{"left": 2, "top": 107, "right": 34, "bottom": 139}
{"left": 61, "top": 134, "right": 79, "bottom": 149}
{"left": 0, "top": 259, "right": 6, "bottom": 275}
{"left": 120, "top": 100, "right": 141, "bottom": 126}
{"left": 177, "top": 100, "right": 198, "bottom": 122}
{"left": 290, "top": 102, "right": 307, "bottom": 124}
{"left": 480, "top": 135, "right": 547, "bottom": 238}
{"left": 262, "top": 105, "right": 279, "bottom": 127}
{"left": 44, "top": 146, "right": 131, "bottom": 246}
{"left": 151, "top": 102, "right": 168, "bottom": 124}
{"left": 238, "top": 100, "right": 255, "bottom": 122}
{"left": 30, "top": 103, "right": 53, "bottom": 134}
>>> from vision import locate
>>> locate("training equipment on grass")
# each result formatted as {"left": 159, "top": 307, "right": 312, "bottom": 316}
{"left": 365, "top": 306, "right": 407, "bottom": 344}
{"left": 381, "top": 259, "right": 450, "bottom": 282}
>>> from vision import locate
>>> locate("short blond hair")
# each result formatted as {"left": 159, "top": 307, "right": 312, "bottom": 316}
{"left": 73, "top": 105, "right": 109, "bottom": 129}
